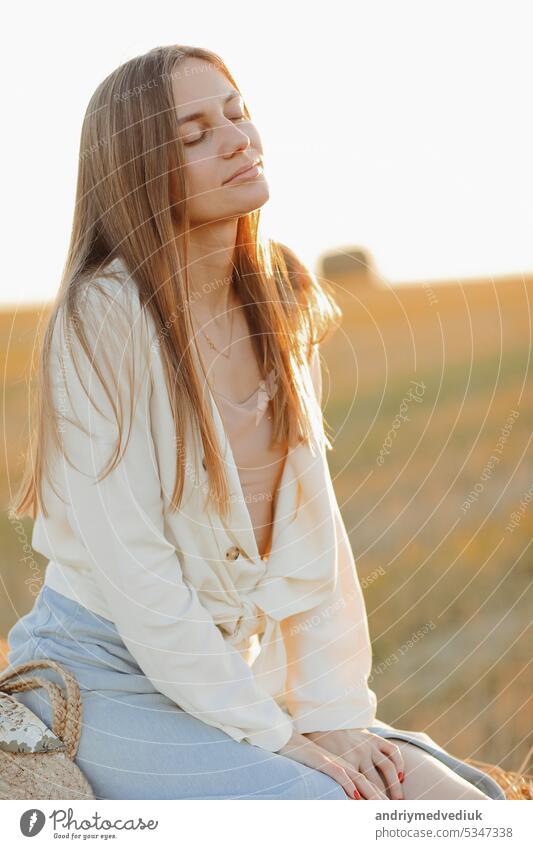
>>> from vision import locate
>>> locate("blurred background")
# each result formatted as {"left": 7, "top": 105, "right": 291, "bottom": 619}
{"left": 1, "top": 0, "right": 531, "bottom": 776}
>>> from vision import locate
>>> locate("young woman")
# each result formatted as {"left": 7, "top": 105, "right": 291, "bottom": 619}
{"left": 6, "top": 44, "right": 504, "bottom": 801}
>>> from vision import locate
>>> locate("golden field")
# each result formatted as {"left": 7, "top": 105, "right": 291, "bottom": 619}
{"left": 1, "top": 272, "right": 531, "bottom": 776}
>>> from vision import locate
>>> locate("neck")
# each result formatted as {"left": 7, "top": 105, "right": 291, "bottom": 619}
{"left": 185, "top": 219, "right": 239, "bottom": 319}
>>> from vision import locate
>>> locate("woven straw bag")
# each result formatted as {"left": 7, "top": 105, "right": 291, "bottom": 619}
{"left": 0, "top": 658, "right": 95, "bottom": 799}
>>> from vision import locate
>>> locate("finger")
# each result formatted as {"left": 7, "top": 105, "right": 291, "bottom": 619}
{"left": 288, "top": 741, "right": 361, "bottom": 799}
{"left": 377, "top": 739, "right": 405, "bottom": 780}
{"left": 334, "top": 753, "right": 391, "bottom": 801}
{"left": 333, "top": 757, "right": 388, "bottom": 801}
{"left": 321, "top": 755, "right": 389, "bottom": 801}
{"left": 353, "top": 771, "right": 389, "bottom": 800}
{"left": 373, "top": 750, "right": 404, "bottom": 800}
{"left": 317, "top": 756, "right": 360, "bottom": 799}
{"left": 303, "top": 740, "right": 390, "bottom": 801}
{"left": 363, "top": 763, "right": 391, "bottom": 798}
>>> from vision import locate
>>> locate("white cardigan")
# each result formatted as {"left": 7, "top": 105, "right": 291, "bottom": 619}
{"left": 34, "top": 256, "right": 377, "bottom": 752}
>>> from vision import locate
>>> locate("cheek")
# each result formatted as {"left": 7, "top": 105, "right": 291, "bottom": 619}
{"left": 182, "top": 155, "right": 224, "bottom": 218}
{"left": 185, "top": 152, "right": 218, "bottom": 194}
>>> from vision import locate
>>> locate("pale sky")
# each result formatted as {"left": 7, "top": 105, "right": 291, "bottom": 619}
{"left": 3, "top": 0, "right": 533, "bottom": 306}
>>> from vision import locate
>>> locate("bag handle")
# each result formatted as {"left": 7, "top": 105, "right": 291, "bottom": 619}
{"left": 0, "top": 659, "right": 83, "bottom": 760}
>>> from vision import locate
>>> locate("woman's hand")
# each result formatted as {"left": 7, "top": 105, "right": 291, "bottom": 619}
{"left": 276, "top": 731, "right": 390, "bottom": 799}
{"left": 303, "top": 729, "right": 405, "bottom": 800}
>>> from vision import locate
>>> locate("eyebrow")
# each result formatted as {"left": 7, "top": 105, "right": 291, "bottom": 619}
{"left": 176, "top": 91, "right": 243, "bottom": 126}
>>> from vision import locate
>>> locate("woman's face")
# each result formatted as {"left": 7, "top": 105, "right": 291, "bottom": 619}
{"left": 171, "top": 58, "right": 269, "bottom": 224}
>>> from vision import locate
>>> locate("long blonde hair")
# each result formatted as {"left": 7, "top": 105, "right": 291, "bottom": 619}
{"left": 12, "top": 44, "right": 341, "bottom": 523}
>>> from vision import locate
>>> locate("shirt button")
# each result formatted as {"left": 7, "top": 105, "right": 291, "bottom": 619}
{"left": 225, "top": 545, "right": 241, "bottom": 561}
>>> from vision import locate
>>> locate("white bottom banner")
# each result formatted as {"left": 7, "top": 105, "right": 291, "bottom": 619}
{"left": 2, "top": 799, "right": 530, "bottom": 848}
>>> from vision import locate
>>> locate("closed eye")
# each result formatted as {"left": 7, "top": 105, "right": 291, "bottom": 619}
{"left": 183, "top": 114, "right": 248, "bottom": 146}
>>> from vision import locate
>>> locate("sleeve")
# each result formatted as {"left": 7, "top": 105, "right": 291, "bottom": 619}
{"left": 50, "top": 280, "right": 293, "bottom": 752}
{"left": 280, "top": 343, "right": 378, "bottom": 733}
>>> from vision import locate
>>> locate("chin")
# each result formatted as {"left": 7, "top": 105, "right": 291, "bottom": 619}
{"left": 229, "top": 181, "right": 270, "bottom": 213}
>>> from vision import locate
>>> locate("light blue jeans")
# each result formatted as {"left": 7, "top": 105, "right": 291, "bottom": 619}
{"left": 6, "top": 585, "right": 505, "bottom": 800}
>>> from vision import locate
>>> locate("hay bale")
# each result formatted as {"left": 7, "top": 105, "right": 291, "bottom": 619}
{"left": 465, "top": 751, "right": 533, "bottom": 800}
{"left": 317, "top": 246, "right": 380, "bottom": 287}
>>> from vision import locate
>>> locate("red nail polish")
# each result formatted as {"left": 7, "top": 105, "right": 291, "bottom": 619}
{"left": 398, "top": 771, "right": 405, "bottom": 783}
{"left": 353, "top": 789, "right": 361, "bottom": 799}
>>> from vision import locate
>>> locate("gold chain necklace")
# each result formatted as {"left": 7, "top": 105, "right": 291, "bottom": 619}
{"left": 191, "top": 289, "right": 236, "bottom": 360}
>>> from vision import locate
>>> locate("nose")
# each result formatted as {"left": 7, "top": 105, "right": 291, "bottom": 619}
{"left": 220, "top": 121, "right": 251, "bottom": 158}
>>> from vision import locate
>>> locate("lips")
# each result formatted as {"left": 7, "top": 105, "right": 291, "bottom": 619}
{"left": 224, "top": 159, "right": 261, "bottom": 185}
